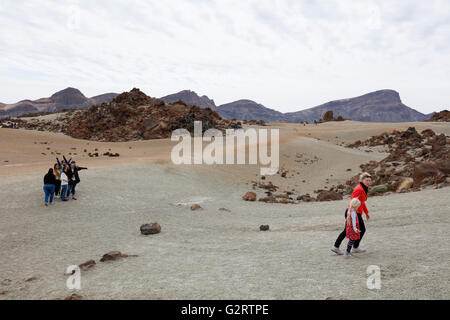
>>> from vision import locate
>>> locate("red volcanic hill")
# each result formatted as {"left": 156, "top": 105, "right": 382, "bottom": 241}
{"left": 16, "top": 88, "right": 240, "bottom": 142}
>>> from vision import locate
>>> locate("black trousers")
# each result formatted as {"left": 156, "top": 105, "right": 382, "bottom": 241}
{"left": 54, "top": 180, "right": 61, "bottom": 196}
{"left": 334, "top": 209, "right": 366, "bottom": 249}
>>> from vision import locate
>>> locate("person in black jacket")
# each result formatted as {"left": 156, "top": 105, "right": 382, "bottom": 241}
{"left": 69, "top": 162, "right": 88, "bottom": 200}
{"left": 65, "top": 165, "right": 74, "bottom": 200}
{"left": 43, "top": 168, "right": 56, "bottom": 206}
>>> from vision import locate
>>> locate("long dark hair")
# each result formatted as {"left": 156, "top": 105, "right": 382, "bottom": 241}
{"left": 48, "top": 168, "right": 53, "bottom": 174}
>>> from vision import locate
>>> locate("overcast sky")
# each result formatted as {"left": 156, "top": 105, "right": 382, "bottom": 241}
{"left": 0, "top": 0, "right": 449, "bottom": 113}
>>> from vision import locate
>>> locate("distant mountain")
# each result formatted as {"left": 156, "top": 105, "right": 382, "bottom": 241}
{"left": 285, "top": 90, "right": 428, "bottom": 123}
{"left": 90, "top": 93, "right": 122, "bottom": 105}
{"left": 2, "top": 88, "right": 431, "bottom": 123}
{"left": 161, "top": 90, "right": 216, "bottom": 110}
{"left": 158, "top": 89, "right": 428, "bottom": 123}
{"left": 216, "top": 100, "right": 286, "bottom": 122}
{"left": 0, "top": 88, "right": 119, "bottom": 118}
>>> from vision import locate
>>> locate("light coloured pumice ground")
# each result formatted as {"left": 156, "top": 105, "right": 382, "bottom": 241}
{"left": 0, "top": 163, "right": 449, "bottom": 300}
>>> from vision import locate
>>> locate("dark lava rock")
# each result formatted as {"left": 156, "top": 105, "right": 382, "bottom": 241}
{"left": 140, "top": 223, "right": 161, "bottom": 235}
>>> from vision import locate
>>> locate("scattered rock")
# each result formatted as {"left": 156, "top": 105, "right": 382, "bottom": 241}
{"left": 297, "top": 194, "right": 315, "bottom": 202}
{"left": 100, "top": 251, "right": 129, "bottom": 262}
{"left": 259, "top": 193, "right": 296, "bottom": 204}
{"left": 260, "top": 225, "right": 270, "bottom": 231}
{"left": 64, "top": 293, "right": 83, "bottom": 300}
{"left": 346, "top": 127, "right": 449, "bottom": 194}
{"left": 254, "top": 181, "right": 279, "bottom": 192}
{"left": 218, "top": 208, "right": 231, "bottom": 212}
{"left": 78, "top": 260, "right": 96, "bottom": 271}
{"left": 25, "top": 276, "right": 38, "bottom": 282}
{"left": 140, "top": 223, "right": 161, "bottom": 235}
{"left": 104, "top": 152, "right": 120, "bottom": 157}
{"left": 318, "top": 110, "right": 346, "bottom": 123}
{"left": 190, "top": 204, "right": 202, "bottom": 211}
{"left": 242, "top": 192, "right": 257, "bottom": 201}
{"left": 316, "top": 191, "right": 343, "bottom": 202}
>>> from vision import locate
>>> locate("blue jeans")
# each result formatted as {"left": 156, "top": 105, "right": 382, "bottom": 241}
{"left": 43, "top": 184, "right": 55, "bottom": 204}
{"left": 61, "top": 185, "right": 68, "bottom": 201}
{"left": 67, "top": 184, "right": 73, "bottom": 198}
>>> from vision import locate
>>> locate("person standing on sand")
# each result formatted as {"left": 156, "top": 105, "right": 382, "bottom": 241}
{"left": 43, "top": 168, "right": 56, "bottom": 206}
{"left": 331, "top": 172, "right": 372, "bottom": 255}
{"left": 60, "top": 167, "right": 69, "bottom": 201}
{"left": 66, "top": 164, "right": 75, "bottom": 200}
{"left": 70, "top": 162, "right": 87, "bottom": 200}
{"left": 344, "top": 198, "right": 362, "bottom": 259}
{"left": 53, "top": 163, "right": 61, "bottom": 197}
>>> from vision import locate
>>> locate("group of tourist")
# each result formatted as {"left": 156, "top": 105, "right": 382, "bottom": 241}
{"left": 42, "top": 156, "right": 87, "bottom": 206}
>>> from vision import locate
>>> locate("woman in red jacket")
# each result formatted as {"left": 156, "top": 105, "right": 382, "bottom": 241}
{"left": 331, "top": 172, "right": 372, "bottom": 255}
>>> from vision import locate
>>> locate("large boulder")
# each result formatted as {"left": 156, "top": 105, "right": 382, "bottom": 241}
{"left": 369, "top": 185, "right": 389, "bottom": 195}
{"left": 421, "top": 129, "right": 436, "bottom": 138}
{"left": 396, "top": 178, "right": 414, "bottom": 193}
{"left": 140, "top": 223, "right": 161, "bottom": 235}
{"left": 413, "top": 162, "right": 439, "bottom": 187}
{"left": 322, "top": 110, "right": 334, "bottom": 122}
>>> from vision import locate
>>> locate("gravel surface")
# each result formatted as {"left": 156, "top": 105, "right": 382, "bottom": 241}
{"left": 1, "top": 163, "right": 449, "bottom": 300}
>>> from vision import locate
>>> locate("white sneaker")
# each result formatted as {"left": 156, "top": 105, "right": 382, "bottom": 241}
{"left": 344, "top": 253, "right": 354, "bottom": 259}
{"left": 331, "top": 247, "right": 344, "bottom": 255}
{"left": 352, "top": 247, "right": 366, "bottom": 253}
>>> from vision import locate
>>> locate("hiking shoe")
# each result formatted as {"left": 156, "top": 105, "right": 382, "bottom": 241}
{"left": 331, "top": 247, "right": 344, "bottom": 255}
{"left": 352, "top": 247, "right": 366, "bottom": 253}
{"left": 344, "top": 253, "right": 354, "bottom": 259}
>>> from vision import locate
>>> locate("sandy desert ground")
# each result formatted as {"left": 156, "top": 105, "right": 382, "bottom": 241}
{"left": 0, "top": 121, "right": 449, "bottom": 300}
